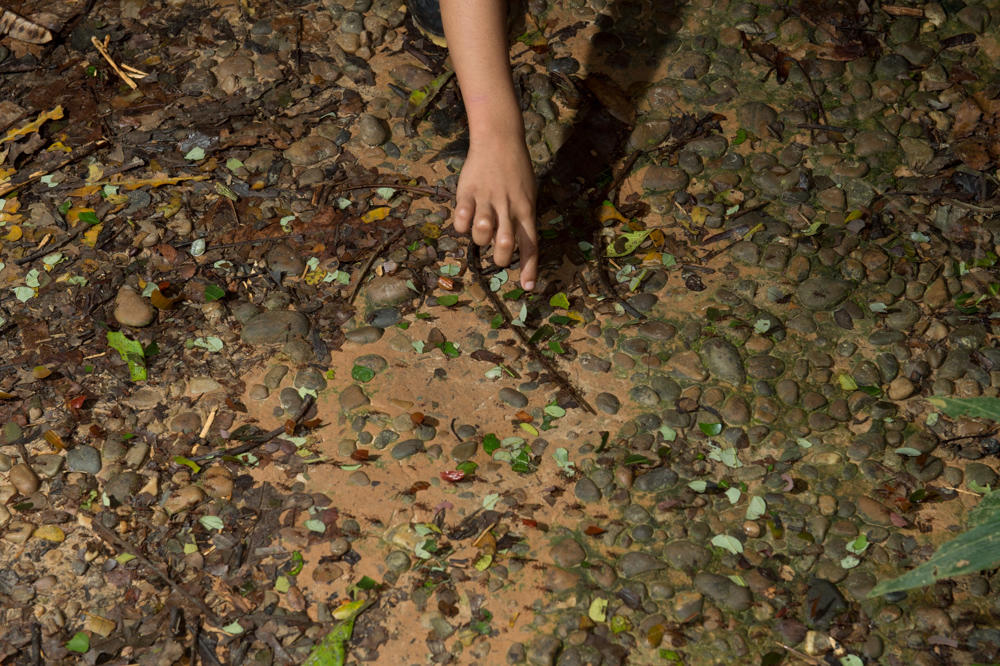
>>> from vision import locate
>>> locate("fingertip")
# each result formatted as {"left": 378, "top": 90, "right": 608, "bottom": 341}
{"left": 453, "top": 200, "right": 475, "bottom": 233}
{"left": 522, "top": 280, "right": 535, "bottom": 291}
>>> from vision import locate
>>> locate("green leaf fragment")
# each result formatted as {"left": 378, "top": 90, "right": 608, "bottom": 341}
{"left": 199, "top": 515, "right": 224, "bottom": 531}
{"left": 436, "top": 294, "right": 459, "bottom": 307}
{"left": 351, "top": 365, "right": 376, "bottom": 383}
{"left": 184, "top": 146, "right": 206, "bottom": 161}
{"left": 66, "top": 632, "right": 90, "bottom": 653}
{"left": 107, "top": 331, "right": 147, "bottom": 381}
{"left": 710, "top": 534, "right": 743, "bottom": 554}
{"left": 549, "top": 292, "right": 570, "bottom": 309}
{"left": 745, "top": 496, "right": 766, "bottom": 520}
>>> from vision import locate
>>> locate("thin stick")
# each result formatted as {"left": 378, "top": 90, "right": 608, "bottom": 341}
{"left": 468, "top": 244, "right": 595, "bottom": 414}
{"left": 190, "top": 395, "right": 315, "bottom": 463}
{"left": 329, "top": 182, "right": 454, "bottom": 200}
{"left": 91, "top": 35, "right": 145, "bottom": 89}
{"left": 593, "top": 226, "right": 645, "bottom": 320}
{"left": 0, "top": 139, "right": 108, "bottom": 197}
{"left": 92, "top": 522, "right": 221, "bottom": 625}
{"left": 348, "top": 228, "right": 406, "bottom": 305}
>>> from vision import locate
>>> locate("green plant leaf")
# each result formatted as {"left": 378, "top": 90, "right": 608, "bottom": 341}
{"left": 710, "top": 534, "right": 743, "bottom": 554}
{"left": 482, "top": 434, "right": 500, "bottom": 455}
{"left": 746, "top": 496, "right": 766, "bottom": 520}
{"left": 351, "top": 365, "right": 375, "bottom": 383}
{"left": 302, "top": 599, "right": 374, "bottom": 666}
{"left": 549, "top": 292, "right": 570, "bottom": 309}
{"left": 868, "top": 500, "right": 1000, "bottom": 597}
{"left": 107, "top": 331, "right": 147, "bottom": 381}
{"left": 606, "top": 230, "right": 652, "bottom": 258}
{"left": 66, "top": 632, "right": 90, "bottom": 653}
{"left": 927, "top": 396, "right": 1000, "bottom": 421}
{"left": 204, "top": 284, "right": 225, "bottom": 301}
{"left": 699, "top": 422, "right": 722, "bottom": 436}
{"left": 436, "top": 294, "right": 459, "bottom": 307}
{"left": 173, "top": 456, "right": 202, "bottom": 474}
{"left": 79, "top": 210, "right": 100, "bottom": 225}
{"left": 199, "top": 515, "right": 224, "bottom": 531}
{"left": 968, "top": 489, "right": 1000, "bottom": 528}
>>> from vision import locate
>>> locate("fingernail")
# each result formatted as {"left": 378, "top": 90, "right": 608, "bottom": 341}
{"left": 523, "top": 281, "right": 535, "bottom": 291}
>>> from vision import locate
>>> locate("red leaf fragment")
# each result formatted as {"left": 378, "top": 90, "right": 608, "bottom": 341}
{"left": 68, "top": 395, "right": 87, "bottom": 410}
{"left": 584, "top": 525, "right": 606, "bottom": 536}
{"left": 440, "top": 470, "right": 465, "bottom": 482}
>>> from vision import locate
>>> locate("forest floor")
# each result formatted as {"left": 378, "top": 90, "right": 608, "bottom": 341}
{"left": 2, "top": 0, "right": 1000, "bottom": 664}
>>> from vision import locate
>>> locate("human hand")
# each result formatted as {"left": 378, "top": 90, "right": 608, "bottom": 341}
{"left": 453, "top": 135, "right": 538, "bottom": 290}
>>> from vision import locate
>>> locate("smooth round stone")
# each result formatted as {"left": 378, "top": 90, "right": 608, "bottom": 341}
{"left": 265, "top": 243, "right": 305, "bottom": 275}
{"left": 358, "top": 113, "right": 389, "bottom": 146}
{"left": 595, "top": 392, "right": 620, "bottom": 415}
{"left": 294, "top": 367, "right": 327, "bottom": 391}
{"left": 451, "top": 441, "right": 478, "bottom": 460}
{"left": 385, "top": 550, "right": 411, "bottom": 573}
{"left": 663, "top": 540, "right": 710, "bottom": 570}
{"left": 263, "top": 365, "right": 288, "bottom": 389}
{"left": 580, "top": 353, "right": 612, "bottom": 373}
{"left": 498, "top": 388, "right": 528, "bottom": 408}
{"left": 628, "top": 385, "right": 660, "bottom": 407}
{"left": 348, "top": 470, "right": 370, "bottom": 486}
{"left": 746, "top": 355, "right": 785, "bottom": 380}
{"left": 365, "top": 275, "right": 412, "bottom": 307}
{"left": 966, "top": 463, "right": 998, "bottom": 489}
{"left": 66, "top": 445, "right": 102, "bottom": 474}
{"left": 368, "top": 307, "right": 401, "bottom": 328}
{"left": 373, "top": 430, "right": 399, "bottom": 449}
{"left": 633, "top": 467, "right": 678, "bottom": 492}
{"left": 550, "top": 539, "right": 586, "bottom": 568}
{"left": 628, "top": 293, "right": 658, "bottom": 313}
{"left": 249, "top": 384, "right": 269, "bottom": 400}
{"left": 456, "top": 424, "right": 477, "bottom": 439}
{"left": 354, "top": 354, "right": 388, "bottom": 373}
{"left": 113, "top": 286, "right": 155, "bottom": 328}
{"left": 701, "top": 337, "right": 746, "bottom": 385}
{"left": 617, "top": 552, "right": 666, "bottom": 577}
{"left": 170, "top": 411, "right": 202, "bottom": 433}
{"left": 345, "top": 326, "right": 383, "bottom": 344}
{"left": 637, "top": 321, "right": 676, "bottom": 340}
{"left": 279, "top": 387, "right": 303, "bottom": 412}
{"left": 339, "top": 384, "right": 370, "bottom": 410}
{"left": 283, "top": 135, "right": 338, "bottom": 166}
{"left": 694, "top": 572, "right": 752, "bottom": 611}
{"left": 391, "top": 439, "right": 425, "bottom": 460}
{"left": 643, "top": 166, "right": 689, "bottom": 191}
{"left": 796, "top": 278, "right": 851, "bottom": 310}
{"left": 574, "top": 478, "right": 602, "bottom": 503}
{"left": 104, "top": 471, "right": 141, "bottom": 504}
{"left": 241, "top": 310, "right": 310, "bottom": 344}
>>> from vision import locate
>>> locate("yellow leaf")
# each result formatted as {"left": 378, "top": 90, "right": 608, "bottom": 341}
{"left": 66, "top": 207, "right": 96, "bottom": 225}
{"left": 33, "top": 525, "right": 66, "bottom": 543}
{"left": 43, "top": 429, "right": 66, "bottom": 451}
{"left": 116, "top": 174, "right": 209, "bottom": 190}
{"left": 0, "top": 391, "right": 17, "bottom": 400}
{"left": 565, "top": 310, "right": 584, "bottom": 322}
{"left": 690, "top": 206, "right": 708, "bottom": 226}
{"left": 32, "top": 366, "right": 52, "bottom": 379}
{"left": 2, "top": 225, "right": 22, "bottom": 241}
{"left": 46, "top": 141, "right": 72, "bottom": 153}
{"left": 420, "top": 222, "right": 441, "bottom": 239}
{"left": 68, "top": 185, "right": 101, "bottom": 197}
{"left": 597, "top": 201, "right": 627, "bottom": 225}
{"left": 2, "top": 198, "right": 20, "bottom": 213}
{"left": 361, "top": 206, "right": 391, "bottom": 224}
{"left": 149, "top": 288, "right": 181, "bottom": 310}
{"left": 0, "top": 105, "right": 63, "bottom": 145}
{"left": 83, "top": 614, "right": 116, "bottom": 638}
{"left": 845, "top": 209, "right": 864, "bottom": 223}
{"left": 82, "top": 224, "right": 102, "bottom": 247}
{"left": 332, "top": 599, "right": 367, "bottom": 620}
{"left": 105, "top": 193, "right": 130, "bottom": 206}
{"left": 87, "top": 164, "right": 104, "bottom": 182}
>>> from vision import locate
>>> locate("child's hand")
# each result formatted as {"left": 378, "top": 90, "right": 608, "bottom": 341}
{"left": 453, "top": 135, "right": 537, "bottom": 290}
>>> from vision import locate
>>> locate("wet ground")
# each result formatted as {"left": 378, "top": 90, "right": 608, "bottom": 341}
{"left": 2, "top": 0, "right": 1000, "bottom": 664}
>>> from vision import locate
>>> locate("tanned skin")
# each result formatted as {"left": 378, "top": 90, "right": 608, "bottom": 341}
{"left": 440, "top": 0, "right": 538, "bottom": 290}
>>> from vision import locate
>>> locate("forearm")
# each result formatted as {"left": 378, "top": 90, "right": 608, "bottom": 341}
{"left": 440, "top": 0, "right": 524, "bottom": 143}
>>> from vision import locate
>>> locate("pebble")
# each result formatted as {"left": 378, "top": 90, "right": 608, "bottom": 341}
{"left": 283, "top": 135, "right": 338, "bottom": 166}
{"left": 549, "top": 539, "right": 586, "bottom": 568}
{"left": 345, "top": 326, "right": 383, "bottom": 344}
{"left": 595, "top": 392, "right": 620, "bottom": 415}
{"left": 617, "top": 552, "right": 666, "bottom": 577}
{"left": 666, "top": 350, "right": 708, "bottom": 381}
{"left": 241, "top": 310, "right": 310, "bottom": 344}
{"left": 391, "top": 439, "right": 424, "bottom": 460}
{"left": 662, "top": 540, "right": 710, "bottom": 570}
{"left": 66, "top": 446, "right": 102, "bottom": 474}
{"left": 628, "top": 385, "right": 660, "bottom": 407}
{"left": 498, "top": 388, "right": 528, "bottom": 408}
{"left": 339, "top": 385, "right": 370, "bottom": 411}
{"left": 368, "top": 307, "right": 401, "bottom": 328}
{"left": 294, "top": 367, "right": 328, "bottom": 391}
{"left": 694, "top": 572, "right": 752, "bottom": 611}
{"left": 796, "top": 278, "right": 851, "bottom": 310}
{"left": 365, "top": 276, "right": 413, "bottom": 307}
{"left": 113, "top": 286, "right": 155, "bottom": 328}
{"left": 358, "top": 113, "right": 389, "bottom": 146}
{"left": 9, "top": 464, "right": 40, "bottom": 495}
{"left": 701, "top": 338, "right": 746, "bottom": 385}
{"left": 105, "top": 471, "right": 141, "bottom": 504}
{"left": 633, "top": 468, "right": 678, "bottom": 492}
{"left": 574, "top": 478, "right": 601, "bottom": 503}
{"left": 265, "top": 243, "right": 305, "bottom": 276}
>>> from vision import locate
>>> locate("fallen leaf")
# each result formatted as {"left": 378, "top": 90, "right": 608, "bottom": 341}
{"left": 360, "top": 206, "right": 390, "bottom": 224}
{"left": 1, "top": 105, "right": 63, "bottom": 145}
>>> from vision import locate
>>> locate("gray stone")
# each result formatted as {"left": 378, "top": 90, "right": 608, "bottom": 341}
{"left": 499, "top": 388, "right": 529, "bottom": 408}
{"left": 628, "top": 385, "right": 660, "bottom": 407}
{"left": 965, "top": 463, "right": 997, "bottom": 490}
{"left": 746, "top": 355, "right": 785, "bottom": 380}
{"left": 701, "top": 337, "right": 746, "bottom": 385}
{"left": 368, "top": 308, "right": 401, "bottom": 328}
{"left": 294, "top": 367, "right": 328, "bottom": 391}
{"left": 104, "top": 471, "right": 141, "bottom": 504}
{"left": 365, "top": 275, "right": 412, "bottom": 307}
{"left": 354, "top": 354, "right": 388, "bottom": 373}
{"left": 66, "top": 445, "right": 101, "bottom": 474}
{"left": 633, "top": 468, "right": 678, "bottom": 492}
{"left": 694, "top": 572, "right": 752, "bottom": 611}
{"left": 618, "top": 552, "right": 666, "bottom": 577}
{"left": 796, "top": 278, "right": 851, "bottom": 310}
{"left": 662, "top": 540, "right": 710, "bottom": 570}
{"left": 574, "top": 478, "right": 601, "bottom": 503}
{"left": 451, "top": 441, "right": 478, "bottom": 460}
{"left": 595, "top": 392, "right": 620, "bottom": 415}
{"left": 580, "top": 353, "right": 612, "bottom": 373}
{"left": 265, "top": 243, "right": 305, "bottom": 276}
{"left": 391, "top": 439, "right": 425, "bottom": 460}
{"left": 241, "top": 310, "right": 310, "bottom": 344}
{"left": 527, "top": 636, "right": 562, "bottom": 666}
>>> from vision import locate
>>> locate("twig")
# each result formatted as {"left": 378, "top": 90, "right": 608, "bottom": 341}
{"left": 592, "top": 227, "right": 645, "bottom": 320}
{"left": 601, "top": 149, "right": 642, "bottom": 206}
{"left": 329, "top": 182, "right": 455, "bottom": 200}
{"left": 881, "top": 4, "right": 924, "bottom": 16}
{"left": 467, "top": 244, "right": 594, "bottom": 413}
{"left": 91, "top": 522, "right": 222, "bottom": 625}
{"left": 0, "top": 139, "right": 108, "bottom": 197}
{"left": 348, "top": 228, "right": 406, "bottom": 305}
{"left": 91, "top": 35, "right": 147, "bottom": 89}
{"left": 14, "top": 225, "right": 85, "bottom": 265}
{"left": 189, "top": 395, "right": 315, "bottom": 463}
